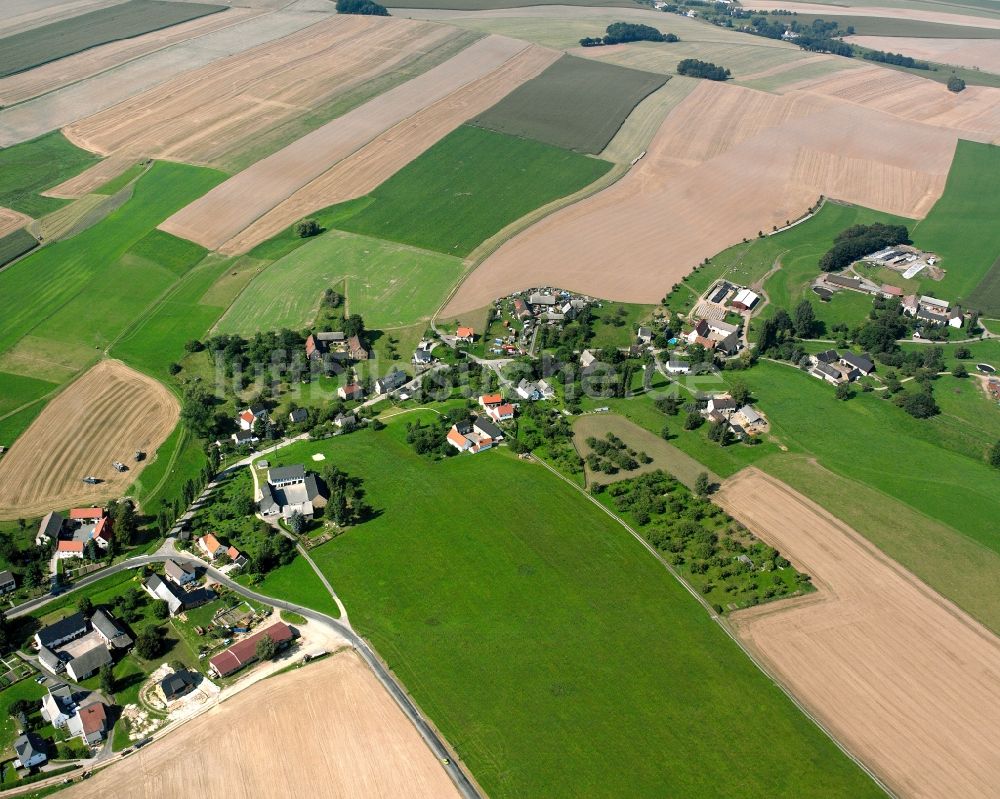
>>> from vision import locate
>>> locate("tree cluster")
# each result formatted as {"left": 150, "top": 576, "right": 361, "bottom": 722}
{"left": 863, "top": 50, "right": 930, "bottom": 69}
{"left": 322, "top": 465, "right": 370, "bottom": 527}
{"left": 676, "top": 58, "right": 731, "bottom": 80}
{"left": 947, "top": 75, "right": 966, "bottom": 93}
{"left": 585, "top": 433, "right": 649, "bottom": 474}
{"left": 336, "top": 0, "right": 388, "bottom": 15}
{"left": 818, "top": 223, "right": 911, "bottom": 272}
{"left": 580, "top": 22, "right": 677, "bottom": 46}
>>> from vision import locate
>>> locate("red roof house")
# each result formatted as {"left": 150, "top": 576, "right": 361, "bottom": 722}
{"left": 209, "top": 622, "right": 294, "bottom": 677}
{"left": 69, "top": 508, "right": 105, "bottom": 520}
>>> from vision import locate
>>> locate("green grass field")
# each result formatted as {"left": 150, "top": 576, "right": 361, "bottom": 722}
{"left": 910, "top": 142, "right": 1000, "bottom": 313}
{"left": 0, "top": 132, "right": 99, "bottom": 217}
{"left": 768, "top": 12, "right": 1000, "bottom": 38}
{"left": 472, "top": 55, "right": 666, "bottom": 154}
{"left": 261, "top": 417, "right": 882, "bottom": 799}
{"left": 0, "top": 371, "right": 56, "bottom": 418}
{"left": 239, "top": 557, "right": 340, "bottom": 619}
{"left": 0, "top": 0, "right": 226, "bottom": 78}
{"left": 0, "top": 161, "right": 224, "bottom": 384}
{"left": 329, "top": 126, "right": 613, "bottom": 256}
{"left": 0, "top": 228, "right": 38, "bottom": 268}
{"left": 214, "top": 231, "right": 465, "bottom": 335}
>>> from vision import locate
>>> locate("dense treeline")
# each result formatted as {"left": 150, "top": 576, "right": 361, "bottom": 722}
{"left": 676, "top": 58, "right": 730, "bottom": 81}
{"left": 580, "top": 22, "right": 678, "bottom": 46}
{"left": 819, "top": 223, "right": 911, "bottom": 272}
{"left": 863, "top": 50, "right": 930, "bottom": 70}
{"left": 336, "top": 0, "right": 388, "bottom": 15}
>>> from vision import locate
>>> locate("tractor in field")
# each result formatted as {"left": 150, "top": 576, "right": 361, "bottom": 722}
{"left": 135, "top": 450, "right": 145, "bottom": 462}
{"left": 112, "top": 461, "right": 128, "bottom": 472}
{"left": 82, "top": 476, "right": 101, "bottom": 484}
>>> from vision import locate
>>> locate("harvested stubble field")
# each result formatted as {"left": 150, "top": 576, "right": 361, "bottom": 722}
{"left": 159, "top": 33, "right": 529, "bottom": 250}
{"left": 717, "top": 468, "right": 1000, "bottom": 799}
{"left": 849, "top": 35, "right": 1000, "bottom": 74}
{"left": 0, "top": 0, "right": 125, "bottom": 37}
{"left": 0, "top": 208, "right": 31, "bottom": 238}
{"left": 0, "top": 360, "right": 179, "bottom": 519}
{"left": 0, "top": 7, "right": 327, "bottom": 149}
{"left": 0, "top": 0, "right": 226, "bottom": 79}
{"left": 0, "top": 6, "right": 262, "bottom": 107}
{"left": 219, "top": 43, "right": 561, "bottom": 255}
{"left": 446, "top": 74, "right": 980, "bottom": 313}
{"left": 64, "top": 16, "right": 467, "bottom": 168}
{"left": 63, "top": 651, "right": 462, "bottom": 799}
{"left": 472, "top": 54, "right": 666, "bottom": 154}
{"left": 742, "top": 1, "right": 1000, "bottom": 28}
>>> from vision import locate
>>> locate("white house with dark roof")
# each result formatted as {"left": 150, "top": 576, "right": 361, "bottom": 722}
{"left": 258, "top": 465, "right": 326, "bottom": 520}
{"left": 0, "top": 570, "right": 15, "bottom": 594}
{"left": 41, "top": 684, "right": 75, "bottom": 728}
{"left": 91, "top": 609, "right": 132, "bottom": 650}
{"left": 14, "top": 733, "right": 46, "bottom": 769}
{"left": 66, "top": 643, "right": 112, "bottom": 682}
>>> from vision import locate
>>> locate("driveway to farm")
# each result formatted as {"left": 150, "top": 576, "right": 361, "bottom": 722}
{"left": 7, "top": 551, "right": 482, "bottom": 799}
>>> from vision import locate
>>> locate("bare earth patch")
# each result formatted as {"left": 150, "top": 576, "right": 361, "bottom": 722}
{"left": 0, "top": 207, "right": 32, "bottom": 238}
{"left": 220, "top": 43, "right": 560, "bottom": 255}
{"left": 63, "top": 16, "right": 462, "bottom": 167}
{"left": 0, "top": 7, "right": 262, "bottom": 107}
{"left": 716, "top": 468, "right": 1000, "bottom": 799}
{"left": 0, "top": 359, "right": 179, "bottom": 519}
{"left": 848, "top": 35, "right": 1000, "bottom": 75}
{"left": 160, "top": 34, "right": 530, "bottom": 250}
{"left": 63, "top": 650, "right": 462, "bottom": 799}
{"left": 445, "top": 74, "right": 985, "bottom": 313}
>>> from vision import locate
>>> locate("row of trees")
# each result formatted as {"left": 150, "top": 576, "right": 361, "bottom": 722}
{"left": 580, "top": 22, "right": 678, "bottom": 46}
{"left": 676, "top": 58, "right": 731, "bottom": 81}
{"left": 819, "top": 222, "right": 911, "bottom": 272}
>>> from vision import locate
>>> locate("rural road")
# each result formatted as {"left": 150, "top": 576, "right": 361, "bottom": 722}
{"left": 11, "top": 552, "right": 482, "bottom": 799}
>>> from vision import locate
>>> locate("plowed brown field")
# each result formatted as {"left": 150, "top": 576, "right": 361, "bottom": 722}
{"left": 161, "top": 34, "right": 530, "bottom": 250}
{"left": 0, "top": 7, "right": 261, "bottom": 107}
{"left": 63, "top": 16, "right": 461, "bottom": 166}
{"left": 0, "top": 360, "right": 178, "bottom": 519}
{"left": 0, "top": 207, "right": 31, "bottom": 237}
{"left": 220, "top": 43, "right": 560, "bottom": 255}
{"left": 445, "top": 77, "right": 975, "bottom": 312}
{"left": 63, "top": 650, "right": 462, "bottom": 799}
{"left": 716, "top": 468, "right": 1000, "bottom": 799}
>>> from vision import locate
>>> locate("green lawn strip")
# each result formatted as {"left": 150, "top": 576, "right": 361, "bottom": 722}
{"left": 768, "top": 13, "right": 1000, "bottom": 38}
{"left": 911, "top": 141, "right": 1000, "bottom": 309}
{"left": 237, "top": 558, "right": 340, "bottom": 619}
{"left": 0, "top": 0, "right": 226, "bottom": 78}
{"left": 263, "top": 418, "right": 881, "bottom": 799}
{"left": 127, "top": 424, "right": 208, "bottom": 518}
{"left": 587, "top": 301, "right": 656, "bottom": 350}
{"left": 0, "top": 229, "right": 38, "bottom": 269}
{"left": 719, "top": 361, "right": 1000, "bottom": 554}
{"left": 329, "top": 126, "right": 613, "bottom": 256}
{"left": 0, "top": 132, "right": 98, "bottom": 218}
{"left": 214, "top": 231, "right": 464, "bottom": 335}
{"left": 93, "top": 163, "right": 149, "bottom": 196}
{"left": 0, "top": 680, "right": 47, "bottom": 753}
{"left": 0, "top": 372, "right": 56, "bottom": 418}
{"left": 0, "top": 161, "right": 226, "bottom": 360}
{"left": 472, "top": 54, "right": 667, "bottom": 154}
{"left": 0, "top": 404, "right": 47, "bottom": 453}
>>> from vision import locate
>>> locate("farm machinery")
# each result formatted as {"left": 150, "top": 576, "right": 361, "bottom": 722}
{"left": 112, "top": 461, "right": 128, "bottom": 472}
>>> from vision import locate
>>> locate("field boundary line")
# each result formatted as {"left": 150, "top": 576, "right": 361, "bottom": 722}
{"left": 529, "top": 453, "right": 897, "bottom": 798}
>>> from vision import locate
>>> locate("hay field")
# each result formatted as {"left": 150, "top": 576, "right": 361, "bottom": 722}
{"left": 0, "top": 1, "right": 128, "bottom": 37}
{"left": 220, "top": 44, "right": 560, "bottom": 255}
{"left": 0, "top": 7, "right": 324, "bottom": 148}
{"left": 743, "top": 1, "right": 1000, "bottom": 28}
{"left": 0, "top": 6, "right": 261, "bottom": 107}
{"left": 160, "top": 35, "right": 530, "bottom": 250}
{"left": 63, "top": 651, "right": 462, "bottom": 799}
{"left": 65, "top": 16, "right": 464, "bottom": 166}
{"left": 848, "top": 35, "right": 1000, "bottom": 73}
{"left": 0, "top": 0, "right": 226, "bottom": 79}
{"left": 0, "top": 360, "right": 179, "bottom": 519}
{"left": 444, "top": 78, "right": 965, "bottom": 313}
{"left": 598, "top": 75, "right": 698, "bottom": 164}
{"left": 0, "top": 208, "right": 31, "bottom": 238}
{"left": 717, "top": 468, "right": 1000, "bottom": 799}
{"left": 43, "top": 154, "right": 143, "bottom": 199}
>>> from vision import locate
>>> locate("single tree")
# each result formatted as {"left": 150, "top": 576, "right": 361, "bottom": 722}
{"left": 77, "top": 596, "right": 94, "bottom": 617}
{"left": 729, "top": 380, "right": 751, "bottom": 407}
{"left": 947, "top": 75, "right": 966, "bottom": 93}
{"left": 793, "top": 299, "right": 816, "bottom": 338}
{"left": 835, "top": 381, "right": 851, "bottom": 400}
{"left": 989, "top": 440, "right": 1000, "bottom": 469}
{"left": 953, "top": 363, "right": 968, "bottom": 378}
{"left": 255, "top": 635, "right": 278, "bottom": 662}
{"left": 683, "top": 411, "right": 703, "bottom": 430}
{"left": 152, "top": 599, "right": 170, "bottom": 620}
{"left": 294, "top": 219, "right": 320, "bottom": 238}
{"left": 287, "top": 510, "right": 305, "bottom": 535}
{"left": 134, "top": 626, "right": 163, "bottom": 660}
{"left": 99, "top": 663, "right": 115, "bottom": 696}
{"left": 694, "top": 472, "right": 710, "bottom": 497}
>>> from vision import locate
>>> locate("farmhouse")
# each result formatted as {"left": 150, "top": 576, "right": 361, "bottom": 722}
{"left": 0, "top": 570, "right": 15, "bottom": 594}
{"left": 413, "top": 348, "right": 434, "bottom": 366}
{"left": 258, "top": 465, "right": 326, "bottom": 520}
{"left": 238, "top": 405, "right": 268, "bottom": 431}
{"left": 338, "top": 383, "right": 364, "bottom": 401}
{"left": 515, "top": 379, "right": 542, "bottom": 401}
{"left": 91, "top": 609, "right": 132, "bottom": 650}
{"left": 209, "top": 622, "right": 295, "bottom": 678}
{"left": 665, "top": 358, "right": 690, "bottom": 374}
{"left": 455, "top": 327, "right": 475, "bottom": 342}
{"left": 305, "top": 331, "right": 345, "bottom": 361}
{"left": 74, "top": 702, "right": 108, "bottom": 746}
{"left": 814, "top": 349, "right": 839, "bottom": 365}
{"left": 41, "top": 508, "right": 112, "bottom": 557}
{"left": 637, "top": 326, "right": 653, "bottom": 345}
{"left": 288, "top": 408, "right": 308, "bottom": 425}
{"left": 529, "top": 292, "right": 556, "bottom": 307}
{"left": 231, "top": 429, "right": 260, "bottom": 447}
{"left": 197, "top": 534, "right": 225, "bottom": 559}
{"left": 708, "top": 281, "right": 734, "bottom": 304}
{"left": 35, "top": 613, "right": 87, "bottom": 650}
{"left": 36, "top": 511, "right": 63, "bottom": 546}
{"left": 144, "top": 573, "right": 213, "bottom": 615}
{"left": 580, "top": 349, "right": 597, "bottom": 369}
{"left": 334, "top": 413, "right": 356, "bottom": 430}
{"left": 447, "top": 417, "right": 500, "bottom": 454}
{"left": 38, "top": 646, "right": 61, "bottom": 674}
{"left": 41, "top": 684, "right": 75, "bottom": 728}
{"left": 161, "top": 670, "right": 197, "bottom": 702}
{"left": 164, "top": 559, "right": 197, "bottom": 586}
{"left": 347, "top": 334, "right": 368, "bottom": 361}
{"left": 13, "top": 733, "right": 47, "bottom": 769}
{"left": 66, "top": 643, "right": 112, "bottom": 682}
{"left": 686, "top": 319, "right": 739, "bottom": 354}
{"left": 374, "top": 368, "right": 407, "bottom": 395}
{"left": 731, "top": 288, "right": 760, "bottom": 311}
{"left": 487, "top": 402, "right": 515, "bottom": 422}
{"left": 811, "top": 361, "right": 843, "bottom": 385}
{"left": 479, "top": 393, "right": 503, "bottom": 409}
{"left": 513, "top": 298, "right": 531, "bottom": 319}
{"left": 840, "top": 352, "right": 875, "bottom": 375}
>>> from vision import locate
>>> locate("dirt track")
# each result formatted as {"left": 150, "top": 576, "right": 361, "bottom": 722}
{"left": 716, "top": 468, "right": 1000, "bottom": 799}
{"left": 63, "top": 650, "right": 462, "bottom": 799}
{"left": 0, "top": 360, "right": 179, "bottom": 519}
{"left": 161, "top": 33, "right": 530, "bottom": 250}
{"left": 220, "top": 43, "right": 560, "bottom": 254}
{"left": 444, "top": 75, "right": 981, "bottom": 312}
